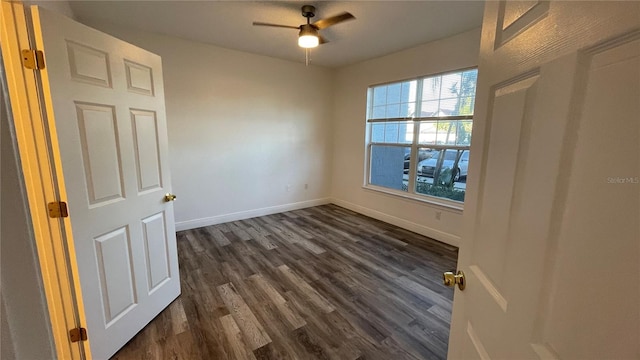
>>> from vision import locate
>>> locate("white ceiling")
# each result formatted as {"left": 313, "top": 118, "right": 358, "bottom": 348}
{"left": 70, "top": 1, "right": 485, "bottom": 68}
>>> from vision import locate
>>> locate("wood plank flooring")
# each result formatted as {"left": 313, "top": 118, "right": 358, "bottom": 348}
{"left": 111, "top": 204, "right": 458, "bottom": 360}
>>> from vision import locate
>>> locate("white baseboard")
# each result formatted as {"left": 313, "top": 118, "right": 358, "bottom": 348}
{"left": 175, "top": 198, "right": 331, "bottom": 231}
{"left": 329, "top": 198, "right": 460, "bottom": 247}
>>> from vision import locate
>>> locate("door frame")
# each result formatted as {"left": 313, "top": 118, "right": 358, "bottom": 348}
{"left": 0, "top": 1, "right": 87, "bottom": 359}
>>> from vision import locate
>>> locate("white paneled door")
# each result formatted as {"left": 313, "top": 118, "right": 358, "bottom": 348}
{"left": 448, "top": 1, "right": 639, "bottom": 359}
{"left": 31, "top": 7, "right": 180, "bottom": 359}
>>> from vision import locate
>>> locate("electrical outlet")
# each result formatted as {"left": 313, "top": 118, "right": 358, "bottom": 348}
{"left": 435, "top": 211, "right": 442, "bottom": 220}
{"left": 286, "top": 184, "right": 291, "bottom": 192}
{"left": 304, "top": 183, "right": 308, "bottom": 190}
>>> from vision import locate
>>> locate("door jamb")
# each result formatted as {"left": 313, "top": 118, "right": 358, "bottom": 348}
{"left": 0, "top": 1, "right": 88, "bottom": 359}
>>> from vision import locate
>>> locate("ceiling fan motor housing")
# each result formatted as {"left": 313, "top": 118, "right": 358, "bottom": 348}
{"left": 299, "top": 24, "right": 318, "bottom": 37}
{"left": 301, "top": 5, "right": 316, "bottom": 19}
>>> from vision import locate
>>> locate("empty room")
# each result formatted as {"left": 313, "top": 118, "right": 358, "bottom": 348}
{"left": 1, "top": 1, "right": 638, "bottom": 359}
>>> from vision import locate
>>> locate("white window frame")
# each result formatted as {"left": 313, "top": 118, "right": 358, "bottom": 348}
{"left": 363, "top": 67, "right": 477, "bottom": 209}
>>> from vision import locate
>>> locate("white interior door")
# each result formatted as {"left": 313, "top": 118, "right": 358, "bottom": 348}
{"left": 31, "top": 7, "right": 180, "bottom": 359}
{"left": 448, "top": 1, "right": 639, "bottom": 358}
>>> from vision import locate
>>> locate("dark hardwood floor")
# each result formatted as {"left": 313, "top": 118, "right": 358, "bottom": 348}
{"left": 112, "top": 204, "right": 458, "bottom": 360}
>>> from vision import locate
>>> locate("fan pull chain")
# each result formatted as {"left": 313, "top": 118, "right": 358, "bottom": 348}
{"left": 305, "top": 48, "right": 310, "bottom": 66}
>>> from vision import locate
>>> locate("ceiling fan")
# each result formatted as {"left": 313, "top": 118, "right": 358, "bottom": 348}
{"left": 253, "top": 4, "right": 355, "bottom": 52}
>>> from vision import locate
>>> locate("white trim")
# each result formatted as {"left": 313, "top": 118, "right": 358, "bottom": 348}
{"left": 362, "top": 184, "right": 464, "bottom": 212}
{"left": 329, "top": 197, "right": 460, "bottom": 247}
{"left": 175, "top": 198, "right": 331, "bottom": 231}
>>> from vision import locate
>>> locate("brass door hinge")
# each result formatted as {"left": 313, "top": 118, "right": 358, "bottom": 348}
{"left": 47, "top": 201, "right": 69, "bottom": 218}
{"left": 21, "top": 49, "right": 45, "bottom": 70}
{"left": 69, "top": 327, "right": 87, "bottom": 343}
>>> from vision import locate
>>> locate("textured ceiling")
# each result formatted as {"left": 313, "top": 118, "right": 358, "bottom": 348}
{"left": 70, "top": 1, "right": 485, "bottom": 68}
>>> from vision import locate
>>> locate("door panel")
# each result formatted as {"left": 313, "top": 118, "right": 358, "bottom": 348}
{"left": 495, "top": 0, "right": 549, "bottom": 47}
{"left": 94, "top": 227, "right": 136, "bottom": 325}
{"left": 449, "top": 1, "right": 639, "bottom": 358}
{"left": 541, "top": 36, "right": 639, "bottom": 359}
{"left": 66, "top": 41, "right": 112, "bottom": 87}
{"left": 141, "top": 212, "right": 171, "bottom": 292}
{"left": 124, "top": 60, "right": 154, "bottom": 96}
{"left": 31, "top": 6, "right": 180, "bottom": 359}
{"left": 472, "top": 74, "right": 539, "bottom": 293}
{"left": 75, "top": 103, "right": 125, "bottom": 205}
{"left": 131, "top": 109, "right": 162, "bottom": 193}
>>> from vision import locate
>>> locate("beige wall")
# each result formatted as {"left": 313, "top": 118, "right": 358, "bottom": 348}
{"left": 82, "top": 20, "right": 335, "bottom": 230}
{"left": 0, "top": 295, "right": 16, "bottom": 360}
{"left": 26, "top": 0, "right": 75, "bottom": 19}
{"left": 330, "top": 28, "right": 481, "bottom": 246}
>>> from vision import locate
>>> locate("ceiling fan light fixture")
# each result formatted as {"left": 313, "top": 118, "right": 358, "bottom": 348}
{"left": 298, "top": 35, "right": 319, "bottom": 48}
{"left": 298, "top": 24, "right": 319, "bottom": 48}
{"left": 253, "top": 4, "right": 355, "bottom": 53}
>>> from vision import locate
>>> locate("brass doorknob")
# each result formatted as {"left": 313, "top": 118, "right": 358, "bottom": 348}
{"left": 164, "top": 193, "right": 177, "bottom": 202}
{"left": 443, "top": 270, "right": 465, "bottom": 290}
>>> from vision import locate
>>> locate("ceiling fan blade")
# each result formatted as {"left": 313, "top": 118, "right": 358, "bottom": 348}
{"left": 312, "top": 12, "right": 355, "bottom": 30}
{"left": 318, "top": 35, "right": 329, "bottom": 45}
{"left": 252, "top": 22, "right": 299, "bottom": 30}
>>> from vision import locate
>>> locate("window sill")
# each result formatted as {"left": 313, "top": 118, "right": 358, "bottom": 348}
{"left": 362, "top": 184, "right": 464, "bottom": 213}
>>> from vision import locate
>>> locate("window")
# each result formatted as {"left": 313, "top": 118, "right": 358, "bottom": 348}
{"left": 365, "top": 68, "right": 478, "bottom": 205}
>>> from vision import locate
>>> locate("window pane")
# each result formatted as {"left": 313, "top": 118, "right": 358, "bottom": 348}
{"left": 372, "top": 106, "right": 385, "bottom": 119}
{"left": 457, "top": 97, "right": 475, "bottom": 116}
{"left": 422, "top": 77, "right": 441, "bottom": 101}
{"left": 386, "top": 104, "right": 401, "bottom": 118}
{"left": 371, "top": 123, "right": 385, "bottom": 142}
{"left": 419, "top": 120, "right": 473, "bottom": 146}
{"left": 400, "top": 102, "right": 412, "bottom": 117}
{"left": 384, "top": 122, "right": 399, "bottom": 142}
{"left": 369, "top": 80, "right": 418, "bottom": 120}
{"left": 440, "top": 73, "right": 463, "bottom": 99}
{"left": 456, "top": 120, "right": 473, "bottom": 146}
{"left": 462, "top": 69, "right": 478, "bottom": 94}
{"left": 403, "top": 148, "right": 435, "bottom": 175}
{"left": 439, "top": 98, "right": 458, "bottom": 115}
{"left": 370, "top": 145, "right": 410, "bottom": 192}
{"left": 418, "top": 121, "right": 437, "bottom": 145}
{"left": 384, "top": 80, "right": 417, "bottom": 105}
{"left": 415, "top": 148, "right": 469, "bottom": 202}
{"left": 401, "top": 82, "right": 414, "bottom": 102}
{"left": 372, "top": 86, "right": 387, "bottom": 106}
{"left": 421, "top": 100, "right": 439, "bottom": 117}
{"left": 386, "top": 83, "right": 402, "bottom": 104}
{"left": 436, "top": 120, "right": 458, "bottom": 145}
{"left": 419, "top": 69, "right": 478, "bottom": 117}
{"left": 370, "top": 121, "right": 412, "bottom": 144}
{"left": 453, "top": 69, "right": 478, "bottom": 115}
